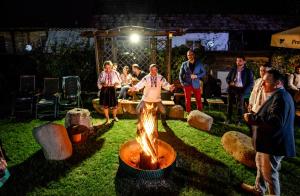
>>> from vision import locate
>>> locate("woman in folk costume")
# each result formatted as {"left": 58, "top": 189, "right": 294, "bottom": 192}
{"left": 97, "top": 60, "right": 121, "bottom": 124}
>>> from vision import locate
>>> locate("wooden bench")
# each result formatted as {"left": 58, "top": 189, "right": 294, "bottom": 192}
{"left": 206, "top": 98, "right": 225, "bottom": 110}
{"left": 92, "top": 98, "right": 175, "bottom": 115}
{"left": 118, "top": 99, "right": 175, "bottom": 114}
{"left": 174, "top": 93, "right": 204, "bottom": 103}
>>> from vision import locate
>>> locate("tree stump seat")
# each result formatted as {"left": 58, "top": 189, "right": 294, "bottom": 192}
{"left": 187, "top": 110, "right": 213, "bottom": 131}
{"left": 168, "top": 105, "right": 184, "bottom": 119}
{"left": 221, "top": 131, "right": 256, "bottom": 168}
{"left": 92, "top": 98, "right": 175, "bottom": 115}
{"left": 33, "top": 123, "right": 73, "bottom": 160}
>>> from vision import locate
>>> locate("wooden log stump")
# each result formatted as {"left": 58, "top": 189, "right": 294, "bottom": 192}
{"left": 33, "top": 123, "right": 72, "bottom": 160}
{"left": 65, "top": 108, "right": 93, "bottom": 129}
{"left": 221, "top": 131, "right": 256, "bottom": 168}
{"left": 68, "top": 125, "right": 90, "bottom": 144}
{"left": 187, "top": 110, "right": 213, "bottom": 131}
{"left": 168, "top": 105, "right": 184, "bottom": 119}
{"left": 92, "top": 98, "right": 123, "bottom": 115}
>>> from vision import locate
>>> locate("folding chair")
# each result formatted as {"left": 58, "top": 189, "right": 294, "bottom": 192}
{"left": 11, "top": 75, "right": 36, "bottom": 117}
{"left": 35, "top": 78, "right": 60, "bottom": 118}
{"left": 58, "top": 76, "right": 82, "bottom": 113}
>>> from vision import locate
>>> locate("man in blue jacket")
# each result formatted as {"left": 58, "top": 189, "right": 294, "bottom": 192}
{"left": 179, "top": 49, "right": 206, "bottom": 113}
{"left": 226, "top": 55, "right": 254, "bottom": 124}
{"left": 242, "top": 69, "right": 296, "bottom": 196}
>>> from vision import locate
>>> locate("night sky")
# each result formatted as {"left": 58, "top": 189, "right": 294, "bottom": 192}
{"left": 0, "top": 0, "right": 299, "bottom": 27}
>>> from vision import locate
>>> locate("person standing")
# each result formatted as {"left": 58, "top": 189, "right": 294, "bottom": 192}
{"left": 242, "top": 69, "right": 296, "bottom": 196}
{"left": 226, "top": 55, "right": 254, "bottom": 125}
{"left": 179, "top": 49, "right": 206, "bottom": 113}
{"left": 97, "top": 60, "right": 121, "bottom": 124}
{"left": 129, "top": 64, "right": 175, "bottom": 120}
{"left": 248, "top": 63, "right": 272, "bottom": 114}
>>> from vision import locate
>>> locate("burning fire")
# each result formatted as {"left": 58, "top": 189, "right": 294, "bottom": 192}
{"left": 136, "top": 103, "right": 158, "bottom": 167}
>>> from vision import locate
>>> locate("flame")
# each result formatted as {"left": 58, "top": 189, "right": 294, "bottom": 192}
{"left": 136, "top": 103, "right": 158, "bottom": 164}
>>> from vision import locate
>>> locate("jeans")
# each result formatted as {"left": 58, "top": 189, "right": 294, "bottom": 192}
{"left": 255, "top": 152, "right": 284, "bottom": 196}
{"left": 118, "top": 86, "right": 130, "bottom": 99}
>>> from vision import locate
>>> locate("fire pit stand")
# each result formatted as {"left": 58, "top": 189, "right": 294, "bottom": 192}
{"left": 119, "top": 139, "right": 176, "bottom": 179}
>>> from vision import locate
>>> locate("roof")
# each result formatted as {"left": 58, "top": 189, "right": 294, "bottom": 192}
{"left": 92, "top": 14, "right": 300, "bottom": 32}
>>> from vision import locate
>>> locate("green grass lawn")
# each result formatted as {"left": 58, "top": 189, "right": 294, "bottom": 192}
{"left": 0, "top": 111, "right": 299, "bottom": 195}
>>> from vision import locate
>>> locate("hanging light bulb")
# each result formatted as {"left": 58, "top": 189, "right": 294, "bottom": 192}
{"left": 129, "top": 33, "right": 140, "bottom": 44}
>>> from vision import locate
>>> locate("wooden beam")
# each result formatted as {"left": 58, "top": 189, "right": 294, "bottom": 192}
{"left": 150, "top": 37, "right": 157, "bottom": 64}
{"left": 81, "top": 28, "right": 186, "bottom": 38}
{"left": 10, "top": 31, "right": 16, "bottom": 54}
{"left": 166, "top": 34, "right": 172, "bottom": 82}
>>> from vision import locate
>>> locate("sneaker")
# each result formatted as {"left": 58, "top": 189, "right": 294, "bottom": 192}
{"left": 113, "top": 117, "right": 119, "bottom": 122}
{"left": 240, "top": 183, "right": 262, "bottom": 196}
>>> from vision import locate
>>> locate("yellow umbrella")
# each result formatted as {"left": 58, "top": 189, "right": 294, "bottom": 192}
{"left": 271, "top": 26, "right": 300, "bottom": 49}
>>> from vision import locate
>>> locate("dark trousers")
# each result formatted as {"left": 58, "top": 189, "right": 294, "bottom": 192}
{"left": 227, "top": 86, "right": 244, "bottom": 122}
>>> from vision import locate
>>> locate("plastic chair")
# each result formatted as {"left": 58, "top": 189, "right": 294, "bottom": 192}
{"left": 58, "top": 76, "right": 82, "bottom": 112}
{"left": 11, "top": 75, "right": 36, "bottom": 117}
{"left": 35, "top": 78, "right": 60, "bottom": 118}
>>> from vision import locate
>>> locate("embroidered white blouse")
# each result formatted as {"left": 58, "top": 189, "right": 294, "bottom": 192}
{"left": 134, "top": 74, "right": 171, "bottom": 102}
{"left": 249, "top": 78, "right": 265, "bottom": 113}
{"left": 97, "top": 70, "right": 121, "bottom": 89}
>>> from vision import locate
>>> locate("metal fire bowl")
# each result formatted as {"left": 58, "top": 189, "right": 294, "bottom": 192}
{"left": 119, "top": 139, "right": 176, "bottom": 179}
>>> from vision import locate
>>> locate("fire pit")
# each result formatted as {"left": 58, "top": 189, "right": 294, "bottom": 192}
{"left": 119, "top": 139, "right": 176, "bottom": 179}
{"left": 119, "top": 102, "right": 176, "bottom": 179}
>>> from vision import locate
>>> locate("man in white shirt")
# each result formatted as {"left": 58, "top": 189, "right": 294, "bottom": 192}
{"left": 129, "top": 64, "right": 175, "bottom": 116}
{"left": 225, "top": 55, "right": 254, "bottom": 125}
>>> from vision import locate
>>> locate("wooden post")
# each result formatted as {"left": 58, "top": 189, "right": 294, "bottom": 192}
{"left": 112, "top": 37, "right": 117, "bottom": 64}
{"left": 166, "top": 33, "right": 172, "bottom": 82}
{"left": 10, "top": 31, "right": 16, "bottom": 54}
{"left": 26, "top": 32, "right": 31, "bottom": 45}
{"left": 94, "top": 34, "right": 100, "bottom": 75}
{"left": 150, "top": 37, "right": 157, "bottom": 64}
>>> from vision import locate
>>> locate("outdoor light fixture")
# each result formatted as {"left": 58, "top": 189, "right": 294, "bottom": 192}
{"left": 129, "top": 33, "right": 140, "bottom": 43}
{"left": 25, "top": 44, "right": 32, "bottom": 52}
{"left": 207, "top": 40, "right": 214, "bottom": 47}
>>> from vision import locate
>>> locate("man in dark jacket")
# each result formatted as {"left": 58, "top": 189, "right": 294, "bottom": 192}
{"left": 242, "top": 69, "right": 296, "bottom": 196}
{"left": 226, "top": 55, "right": 254, "bottom": 124}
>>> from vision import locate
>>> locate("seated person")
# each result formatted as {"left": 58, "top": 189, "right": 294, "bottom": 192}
{"left": 288, "top": 65, "right": 300, "bottom": 104}
{"left": 127, "top": 64, "right": 147, "bottom": 99}
{"left": 118, "top": 66, "right": 133, "bottom": 99}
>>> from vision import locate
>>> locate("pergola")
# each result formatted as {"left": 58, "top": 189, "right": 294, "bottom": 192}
{"left": 81, "top": 26, "right": 186, "bottom": 82}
